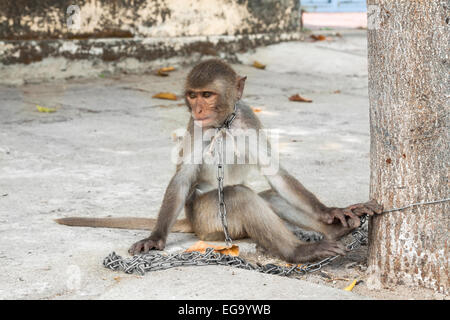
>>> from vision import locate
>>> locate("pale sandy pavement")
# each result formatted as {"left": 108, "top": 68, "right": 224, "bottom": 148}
{"left": 0, "top": 30, "right": 385, "bottom": 300}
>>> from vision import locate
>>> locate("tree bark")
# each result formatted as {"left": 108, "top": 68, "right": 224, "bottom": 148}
{"left": 367, "top": 0, "right": 449, "bottom": 294}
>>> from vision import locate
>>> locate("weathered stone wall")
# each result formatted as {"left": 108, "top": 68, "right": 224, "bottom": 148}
{"left": 0, "top": 0, "right": 300, "bottom": 40}
{"left": 0, "top": 0, "right": 301, "bottom": 68}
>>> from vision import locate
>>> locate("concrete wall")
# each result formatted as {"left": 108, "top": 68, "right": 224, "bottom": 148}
{"left": 0, "top": 0, "right": 302, "bottom": 84}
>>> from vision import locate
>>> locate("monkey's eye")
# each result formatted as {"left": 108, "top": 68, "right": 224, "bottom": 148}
{"left": 202, "top": 92, "right": 213, "bottom": 98}
{"left": 187, "top": 92, "right": 197, "bottom": 99}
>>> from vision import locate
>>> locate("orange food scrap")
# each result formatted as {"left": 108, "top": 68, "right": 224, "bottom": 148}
{"left": 251, "top": 107, "right": 262, "bottom": 113}
{"left": 286, "top": 263, "right": 303, "bottom": 268}
{"left": 152, "top": 92, "right": 178, "bottom": 100}
{"left": 185, "top": 241, "right": 239, "bottom": 256}
{"left": 289, "top": 94, "right": 312, "bottom": 103}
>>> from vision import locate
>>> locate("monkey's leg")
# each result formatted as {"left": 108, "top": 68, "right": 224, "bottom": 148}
{"left": 258, "top": 189, "right": 353, "bottom": 240}
{"left": 187, "top": 185, "right": 346, "bottom": 263}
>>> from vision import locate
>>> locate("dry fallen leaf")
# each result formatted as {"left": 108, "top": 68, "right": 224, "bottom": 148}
{"left": 156, "top": 66, "right": 175, "bottom": 77}
{"left": 152, "top": 92, "right": 178, "bottom": 100}
{"left": 310, "top": 34, "right": 327, "bottom": 41}
{"left": 252, "top": 61, "right": 266, "bottom": 69}
{"left": 36, "top": 105, "right": 57, "bottom": 113}
{"left": 159, "top": 66, "right": 175, "bottom": 73}
{"left": 157, "top": 71, "right": 169, "bottom": 77}
{"left": 289, "top": 94, "right": 313, "bottom": 103}
{"left": 185, "top": 240, "right": 239, "bottom": 256}
{"left": 343, "top": 279, "right": 358, "bottom": 291}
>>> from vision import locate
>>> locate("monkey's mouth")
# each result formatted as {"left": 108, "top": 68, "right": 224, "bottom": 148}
{"left": 193, "top": 116, "right": 214, "bottom": 125}
{"left": 194, "top": 116, "right": 210, "bottom": 121}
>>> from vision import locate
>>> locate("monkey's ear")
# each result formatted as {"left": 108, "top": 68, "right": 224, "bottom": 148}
{"left": 236, "top": 76, "right": 247, "bottom": 100}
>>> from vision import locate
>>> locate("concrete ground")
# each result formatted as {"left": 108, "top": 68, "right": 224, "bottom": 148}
{"left": 0, "top": 30, "right": 435, "bottom": 300}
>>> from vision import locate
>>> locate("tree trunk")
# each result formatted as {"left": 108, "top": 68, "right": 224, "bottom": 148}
{"left": 367, "top": 0, "right": 449, "bottom": 294}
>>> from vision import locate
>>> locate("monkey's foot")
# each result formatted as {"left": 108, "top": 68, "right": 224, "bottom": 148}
{"left": 128, "top": 237, "right": 166, "bottom": 255}
{"left": 290, "top": 240, "right": 347, "bottom": 263}
{"left": 292, "top": 229, "right": 323, "bottom": 242}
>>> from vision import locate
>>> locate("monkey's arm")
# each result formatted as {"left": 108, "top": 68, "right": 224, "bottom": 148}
{"left": 264, "top": 167, "right": 382, "bottom": 228}
{"left": 264, "top": 167, "right": 329, "bottom": 219}
{"left": 129, "top": 164, "right": 198, "bottom": 254}
{"left": 252, "top": 127, "right": 381, "bottom": 228}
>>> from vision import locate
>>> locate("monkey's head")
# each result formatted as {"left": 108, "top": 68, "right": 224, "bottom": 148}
{"left": 184, "top": 59, "right": 246, "bottom": 128}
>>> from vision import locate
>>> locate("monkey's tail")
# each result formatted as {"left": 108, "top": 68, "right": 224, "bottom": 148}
{"left": 54, "top": 217, "right": 194, "bottom": 233}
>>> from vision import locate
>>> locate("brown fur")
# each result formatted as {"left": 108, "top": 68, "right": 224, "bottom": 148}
{"left": 55, "top": 217, "right": 193, "bottom": 233}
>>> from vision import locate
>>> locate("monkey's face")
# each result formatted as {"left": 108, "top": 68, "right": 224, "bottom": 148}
{"left": 185, "top": 89, "right": 221, "bottom": 127}
{"left": 184, "top": 63, "right": 242, "bottom": 128}
{"left": 185, "top": 78, "right": 236, "bottom": 128}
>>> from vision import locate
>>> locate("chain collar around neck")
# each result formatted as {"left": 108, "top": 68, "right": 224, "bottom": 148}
{"left": 219, "top": 102, "right": 238, "bottom": 130}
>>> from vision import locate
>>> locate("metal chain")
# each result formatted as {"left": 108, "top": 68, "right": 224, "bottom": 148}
{"left": 215, "top": 103, "right": 238, "bottom": 247}
{"left": 103, "top": 216, "right": 368, "bottom": 277}
{"left": 216, "top": 133, "right": 233, "bottom": 247}
{"left": 103, "top": 198, "right": 450, "bottom": 277}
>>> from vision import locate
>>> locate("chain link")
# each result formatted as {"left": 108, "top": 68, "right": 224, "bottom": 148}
{"left": 103, "top": 216, "right": 369, "bottom": 277}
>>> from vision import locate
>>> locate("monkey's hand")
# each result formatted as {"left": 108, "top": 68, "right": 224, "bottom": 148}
{"left": 128, "top": 236, "right": 166, "bottom": 255}
{"left": 322, "top": 200, "right": 383, "bottom": 228}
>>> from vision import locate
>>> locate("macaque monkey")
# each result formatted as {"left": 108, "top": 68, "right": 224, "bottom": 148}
{"left": 57, "top": 59, "right": 382, "bottom": 263}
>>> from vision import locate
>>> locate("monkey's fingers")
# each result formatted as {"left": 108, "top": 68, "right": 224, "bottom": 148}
{"left": 346, "top": 203, "right": 369, "bottom": 215}
{"left": 319, "top": 240, "right": 347, "bottom": 257}
{"left": 327, "top": 209, "right": 349, "bottom": 227}
{"left": 128, "top": 238, "right": 165, "bottom": 255}
{"left": 347, "top": 203, "right": 375, "bottom": 217}
{"left": 348, "top": 201, "right": 383, "bottom": 217}
{"left": 330, "top": 208, "right": 360, "bottom": 228}
{"left": 337, "top": 214, "right": 348, "bottom": 228}
{"left": 343, "top": 208, "right": 361, "bottom": 228}
{"left": 365, "top": 200, "right": 384, "bottom": 214}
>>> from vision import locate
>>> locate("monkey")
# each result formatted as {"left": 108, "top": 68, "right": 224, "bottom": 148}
{"left": 56, "top": 59, "right": 382, "bottom": 263}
